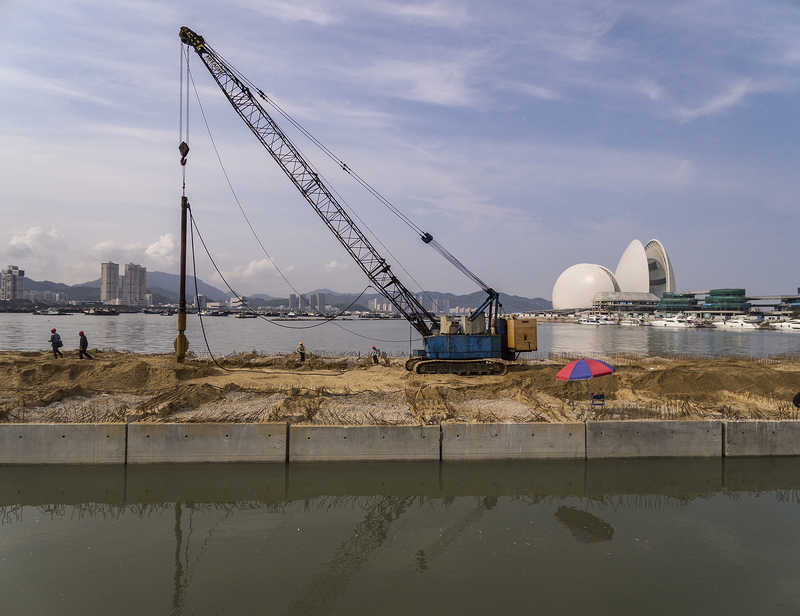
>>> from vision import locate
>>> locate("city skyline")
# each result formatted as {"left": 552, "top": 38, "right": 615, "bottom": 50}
{"left": 2, "top": 1, "right": 800, "bottom": 297}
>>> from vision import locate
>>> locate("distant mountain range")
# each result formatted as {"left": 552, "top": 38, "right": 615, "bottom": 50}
{"left": 77, "top": 271, "right": 231, "bottom": 302}
{"left": 24, "top": 274, "right": 552, "bottom": 311}
{"left": 253, "top": 288, "right": 551, "bottom": 313}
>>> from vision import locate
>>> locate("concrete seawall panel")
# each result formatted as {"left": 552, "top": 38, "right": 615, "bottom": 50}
{"left": 127, "top": 423, "right": 287, "bottom": 463}
{"left": 587, "top": 420, "right": 722, "bottom": 459}
{"left": 289, "top": 425, "right": 439, "bottom": 461}
{"left": 0, "top": 424, "right": 126, "bottom": 464}
{"left": 725, "top": 420, "right": 800, "bottom": 457}
{"left": 442, "top": 423, "right": 585, "bottom": 460}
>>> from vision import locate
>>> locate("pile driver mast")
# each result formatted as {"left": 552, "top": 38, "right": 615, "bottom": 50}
{"left": 179, "top": 27, "right": 535, "bottom": 374}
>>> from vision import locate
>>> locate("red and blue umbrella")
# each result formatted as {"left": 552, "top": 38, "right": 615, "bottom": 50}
{"left": 556, "top": 358, "right": 615, "bottom": 381}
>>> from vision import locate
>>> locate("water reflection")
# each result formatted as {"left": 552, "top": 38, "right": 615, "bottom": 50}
{"left": 3, "top": 459, "right": 800, "bottom": 615}
{"left": 546, "top": 322, "right": 800, "bottom": 358}
{"left": 555, "top": 506, "right": 614, "bottom": 543}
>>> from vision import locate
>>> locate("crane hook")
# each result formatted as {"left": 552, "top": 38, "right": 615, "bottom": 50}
{"left": 179, "top": 141, "right": 190, "bottom": 166}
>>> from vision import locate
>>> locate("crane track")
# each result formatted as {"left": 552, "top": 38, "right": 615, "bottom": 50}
{"left": 405, "top": 358, "right": 507, "bottom": 376}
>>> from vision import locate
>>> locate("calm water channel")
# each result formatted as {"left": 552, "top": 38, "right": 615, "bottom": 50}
{"left": 1, "top": 459, "right": 799, "bottom": 615}
{"left": 1, "top": 313, "right": 799, "bottom": 357}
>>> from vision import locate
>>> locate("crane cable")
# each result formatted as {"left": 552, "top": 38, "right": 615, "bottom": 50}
{"left": 190, "top": 211, "right": 370, "bottom": 329}
{"left": 187, "top": 64, "right": 427, "bottom": 296}
{"left": 181, "top": 43, "right": 410, "bottom": 366}
{"left": 187, "top": 64, "right": 302, "bottom": 298}
{"left": 188, "top": 212, "right": 358, "bottom": 375}
{"left": 209, "top": 46, "right": 492, "bottom": 297}
{"left": 189, "top": 210, "right": 420, "bottom": 343}
{"left": 183, "top": 46, "right": 424, "bottom": 346}
{"left": 210, "top": 47, "right": 426, "bottom": 237}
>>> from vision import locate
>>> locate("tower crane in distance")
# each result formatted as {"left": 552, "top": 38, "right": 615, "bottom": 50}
{"left": 179, "top": 26, "right": 536, "bottom": 375}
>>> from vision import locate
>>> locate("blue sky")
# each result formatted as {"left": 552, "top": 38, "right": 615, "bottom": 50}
{"left": 1, "top": 0, "right": 798, "bottom": 298}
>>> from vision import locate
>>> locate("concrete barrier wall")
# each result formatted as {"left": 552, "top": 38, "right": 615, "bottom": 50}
{"left": 9, "top": 420, "right": 800, "bottom": 465}
{"left": 127, "top": 423, "right": 287, "bottom": 463}
{"left": 442, "top": 423, "right": 585, "bottom": 460}
{"left": 0, "top": 424, "right": 126, "bottom": 464}
{"left": 587, "top": 420, "right": 722, "bottom": 459}
{"left": 725, "top": 420, "right": 800, "bottom": 457}
{"left": 289, "top": 425, "right": 439, "bottom": 462}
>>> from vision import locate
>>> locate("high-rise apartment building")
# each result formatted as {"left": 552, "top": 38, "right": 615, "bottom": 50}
{"left": 120, "top": 263, "right": 147, "bottom": 305}
{"left": 0, "top": 265, "right": 24, "bottom": 300}
{"left": 100, "top": 262, "right": 119, "bottom": 303}
{"left": 432, "top": 297, "right": 450, "bottom": 314}
{"left": 289, "top": 293, "right": 299, "bottom": 311}
{"left": 311, "top": 293, "right": 326, "bottom": 313}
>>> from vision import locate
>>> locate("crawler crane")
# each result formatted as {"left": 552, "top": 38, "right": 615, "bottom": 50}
{"left": 179, "top": 27, "right": 536, "bottom": 375}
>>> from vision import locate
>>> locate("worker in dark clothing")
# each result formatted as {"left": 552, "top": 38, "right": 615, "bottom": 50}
{"left": 78, "top": 331, "right": 93, "bottom": 360}
{"left": 296, "top": 341, "right": 306, "bottom": 363}
{"left": 371, "top": 346, "right": 379, "bottom": 365}
{"left": 49, "top": 328, "right": 63, "bottom": 359}
{"left": 793, "top": 390, "right": 800, "bottom": 409}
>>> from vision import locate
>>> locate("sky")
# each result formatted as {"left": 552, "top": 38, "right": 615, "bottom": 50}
{"left": 1, "top": 0, "right": 799, "bottom": 299}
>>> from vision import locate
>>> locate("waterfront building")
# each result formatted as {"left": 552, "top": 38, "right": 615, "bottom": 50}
{"left": 100, "top": 262, "right": 119, "bottom": 303}
{"left": 311, "top": 293, "right": 325, "bottom": 313}
{"left": 656, "top": 292, "right": 701, "bottom": 312}
{"left": 120, "top": 263, "right": 146, "bottom": 305}
{"left": 0, "top": 265, "right": 24, "bottom": 300}
{"left": 289, "top": 293, "right": 299, "bottom": 310}
{"left": 432, "top": 297, "right": 450, "bottom": 314}
{"left": 552, "top": 238, "right": 676, "bottom": 310}
{"left": 701, "top": 289, "right": 749, "bottom": 313}
{"left": 594, "top": 291, "right": 660, "bottom": 313}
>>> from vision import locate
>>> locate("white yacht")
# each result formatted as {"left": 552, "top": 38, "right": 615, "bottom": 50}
{"left": 577, "top": 315, "right": 600, "bottom": 325}
{"left": 774, "top": 319, "right": 800, "bottom": 332}
{"left": 649, "top": 315, "right": 694, "bottom": 328}
{"left": 713, "top": 317, "right": 760, "bottom": 330}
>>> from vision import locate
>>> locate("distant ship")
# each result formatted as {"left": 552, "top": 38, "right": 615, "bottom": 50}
{"left": 84, "top": 307, "right": 119, "bottom": 316}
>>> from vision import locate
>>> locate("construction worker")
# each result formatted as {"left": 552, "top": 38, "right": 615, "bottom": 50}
{"left": 371, "top": 346, "right": 379, "bottom": 365}
{"left": 49, "top": 328, "right": 63, "bottom": 359}
{"left": 296, "top": 341, "right": 306, "bottom": 363}
{"left": 78, "top": 331, "right": 93, "bottom": 360}
{"left": 794, "top": 389, "right": 800, "bottom": 409}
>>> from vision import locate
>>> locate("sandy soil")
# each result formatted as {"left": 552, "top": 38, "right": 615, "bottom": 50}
{"left": 1, "top": 350, "right": 799, "bottom": 424}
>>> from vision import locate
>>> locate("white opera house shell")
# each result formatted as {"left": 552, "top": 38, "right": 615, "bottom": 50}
{"left": 552, "top": 239, "right": 676, "bottom": 310}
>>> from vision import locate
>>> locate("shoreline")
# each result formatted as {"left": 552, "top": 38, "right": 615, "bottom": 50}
{"left": 2, "top": 350, "right": 799, "bottom": 426}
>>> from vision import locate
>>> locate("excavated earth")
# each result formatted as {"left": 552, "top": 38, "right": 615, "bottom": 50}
{"left": 1, "top": 350, "right": 799, "bottom": 424}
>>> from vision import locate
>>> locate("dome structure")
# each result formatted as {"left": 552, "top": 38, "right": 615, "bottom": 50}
{"left": 552, "top": 263, "right": 620, "bottom": 310}
{"left": 551, "top": 238, "right": 677, "bottom": 309}
{"left": 614, "top": 239, "right": 650, "bottom": 294}
{"left": 644, "top": 239, "right": 676, "bottom": 298}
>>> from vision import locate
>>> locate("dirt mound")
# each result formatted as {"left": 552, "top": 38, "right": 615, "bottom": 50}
{"left": 1, "top": 351, "right": 798, "bottom": 424}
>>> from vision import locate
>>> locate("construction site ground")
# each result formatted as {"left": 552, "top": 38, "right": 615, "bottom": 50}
{"left": 1, "top": 350, "right": 799, "bottom": 425}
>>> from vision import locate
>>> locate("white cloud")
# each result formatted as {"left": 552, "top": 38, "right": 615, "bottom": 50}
{"left": 636, "top": 79, "right": 663, "bottom": 102}
{"left": 323, "top": 259, "right": 348, "bottom": 271}
{"left": 236, "top": 0, "right": 337, "bottom": 25}
{"left": 145, "top": 234, "right": 176, "bottom": 263}
{"left": 8, "top": 226, "right": 60, "bottom": 257}
{"left": 0, "top": 66, "right": 112, "bottom": 106}
{"left": 675, "top": 79, "right": 770, "bottom": 121}
{"left": 504, "top": 81, "right": 561, "bottom": 101}
{"left": 232, "top": 258, "right": 276, "bottom": 279}
{"left": 358, "top": 58, "right": 479, "bottom": 107}
{"left": 370, "top": 1, "right": 470, "bottom": 26}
